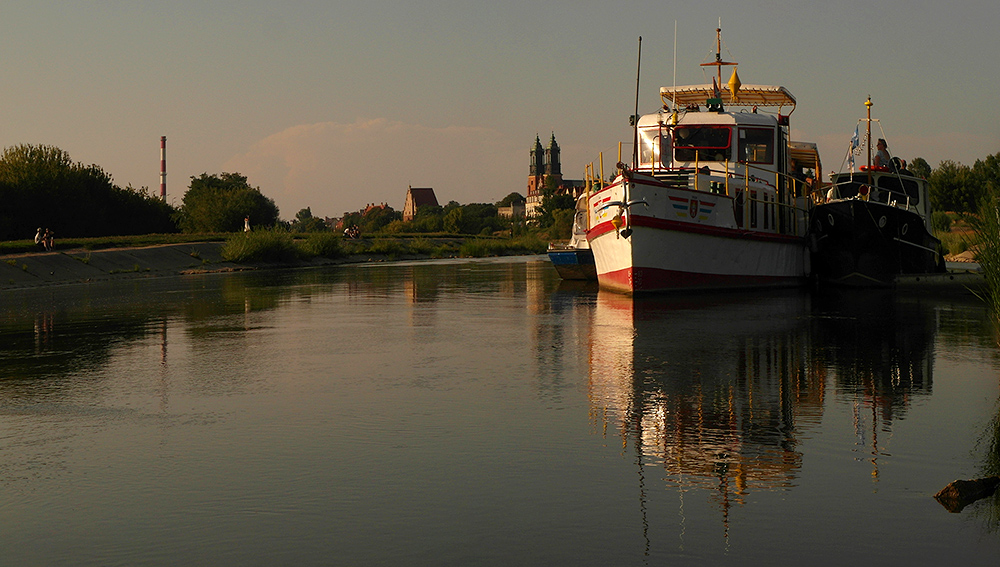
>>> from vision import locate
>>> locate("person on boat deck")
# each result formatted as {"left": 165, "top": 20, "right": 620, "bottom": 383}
{"left": 874, "top": 138, "right": 892, "bottom": 168}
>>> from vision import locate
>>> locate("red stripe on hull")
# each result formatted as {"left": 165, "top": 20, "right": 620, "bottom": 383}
{"left": 599, "top": 266, "right": 804, "bottom": 294}
{"left": 588, "top": 215, "right": 803, "bottom": 244}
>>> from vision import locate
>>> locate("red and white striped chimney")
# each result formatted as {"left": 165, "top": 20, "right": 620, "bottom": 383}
{"left": 160, "top": 136, "right": 167, "bottom": 200}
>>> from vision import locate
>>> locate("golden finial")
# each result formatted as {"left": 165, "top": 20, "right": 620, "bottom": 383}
{"left": 865, "top": 96, "right": 873, "bottom": 109}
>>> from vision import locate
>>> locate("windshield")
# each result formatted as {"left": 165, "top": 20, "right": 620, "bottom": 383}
{"left": 673, "top": 126, "right": 731, "bottom": 162}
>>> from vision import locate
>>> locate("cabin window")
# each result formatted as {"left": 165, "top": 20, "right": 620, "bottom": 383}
{"left": 673, "top": 126, "right": 731, "bottom": 162}
{"left": 835, "top": 173, "right": 922, "bottom": 205}
{"left": 639, "top": 128, "right": 669, "bottom": 169}
{"left": 876, "top": 176, "right": 920, "bottom": 205}
{"left": 738, "top": 128, "right": 774, "bottom": 164}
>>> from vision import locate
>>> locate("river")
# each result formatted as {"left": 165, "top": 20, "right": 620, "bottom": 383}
{"left": 1, "top": 256, "right": 999, "bottom": 565}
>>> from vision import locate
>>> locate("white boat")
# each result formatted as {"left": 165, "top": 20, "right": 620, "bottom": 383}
{"left": 586, "top": 30, "right": 820, "bottom": 294}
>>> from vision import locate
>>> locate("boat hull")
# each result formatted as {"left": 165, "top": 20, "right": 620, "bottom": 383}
{"left": 808, "top": 199, "right": 944, "bottom": 287}
{"left": 588, "top": 178, "right": 809, "bottom": 294}
{"left": 590, "top": 223, "right": 806, "bottom": 293}
{"left": 547, "top": 247, "right": 598, "bottom": 280}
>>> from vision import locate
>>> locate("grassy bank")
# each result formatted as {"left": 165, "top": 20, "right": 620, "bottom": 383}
{"left": 1, "top": 231, "right": 549, "bottom": 261}
{"left": 221, "top": 230, "right": 547, "bottom": 263}
{"left": 0, "top": 233, "right": 227, "bottom": 255}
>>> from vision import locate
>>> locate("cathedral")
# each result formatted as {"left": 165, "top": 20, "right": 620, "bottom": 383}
{"left": 525, "top": 133, "right": 583, "bottom": 217}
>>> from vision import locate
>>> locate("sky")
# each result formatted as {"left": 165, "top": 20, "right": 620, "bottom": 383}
{"left": 2, "top": 1, "right": 998, "bottom": 221}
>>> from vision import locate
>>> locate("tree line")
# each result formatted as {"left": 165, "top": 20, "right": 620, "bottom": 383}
{"left": 0, "top": 145, "right": 176, "bottom": 240}
{"left": 0, "top": 143, "right": 606, "bottom": 243}
{"left": 896, "top": 153, "right": 1000, "bottom": 214}
{"left": 0, "top": 144, "right": 282, "bottom": 241}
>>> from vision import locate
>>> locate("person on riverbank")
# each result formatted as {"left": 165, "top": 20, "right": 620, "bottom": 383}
{"left": 244, "top": 217, "right": 251, "bottom": 232}
{"left": 42, "top": 228, "right": 54, "bottom": 251}
{"left": 34, "top": 228, "right": 45, "bottom": 250}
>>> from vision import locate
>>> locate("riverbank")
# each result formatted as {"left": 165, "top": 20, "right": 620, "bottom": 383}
{"left": 0, "top": 241, "right": 475, "bottom": 291}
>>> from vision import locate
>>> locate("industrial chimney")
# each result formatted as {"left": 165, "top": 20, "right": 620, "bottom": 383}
{"left": 160, "top": 136, "right": 167, "bottom": 200}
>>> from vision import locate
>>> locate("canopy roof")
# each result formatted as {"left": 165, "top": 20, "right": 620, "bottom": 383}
{"left": 660, "top": 84, "right": 796, "bottom": 112}
{"left": 789, "top": 141, "right": 822, "bottom": 174}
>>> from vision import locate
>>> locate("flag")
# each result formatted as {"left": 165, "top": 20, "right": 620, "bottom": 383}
{"left": 848, "top": 125, "right": 860, "bottom": 172}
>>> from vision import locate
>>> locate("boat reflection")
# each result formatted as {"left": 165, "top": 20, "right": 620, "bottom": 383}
{"left": 586, "top": 287, "right": 941, "bottom": 539}
{"left": 589, "top": 291, "right": 816, "bottom": 501}
{"left": 811, "top": 289, "right": 938, "bottom": 480}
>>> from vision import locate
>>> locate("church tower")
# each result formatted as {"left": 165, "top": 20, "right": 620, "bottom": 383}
{"left": 529, "top": 135, "right": 544, "bottom": 176}
{"left": 527, "top": 133, "right": 563, "bottom": 198}
{"left": 544, "top": 133, "right": 561, "bottom": 176}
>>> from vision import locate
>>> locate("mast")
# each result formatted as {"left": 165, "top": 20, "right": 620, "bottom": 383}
{"left": 700, "top": 23, "right": 737, "bottom": 87}
{"left": 865, "top": 96, "right": 873, "bottom": 185}
{"left": 633, "top": 36, "right": 642, "bottom": 168}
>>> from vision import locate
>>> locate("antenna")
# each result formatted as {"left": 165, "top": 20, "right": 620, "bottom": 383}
{"left": 632, "top": 36, "right": 642, "bottom": 168}
{"left": 672, "top": 21, "right": 677, "bottom": 109}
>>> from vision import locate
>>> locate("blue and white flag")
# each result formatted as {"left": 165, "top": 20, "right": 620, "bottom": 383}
{"left": 848, "top": 125, "right": 860, "bottom": 172}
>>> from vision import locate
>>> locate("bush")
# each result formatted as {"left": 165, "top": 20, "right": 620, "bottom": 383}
{"left": 459, "top": 235, "right": 547, "bottom": 257}
{"left": 300, "top": 232, "right": 344, "bottom": 258}
{"left": 368, "top": 239, "right": 404, "bottom": 257}
{"left": 221, "top": 230, "right": 299, "bottom": 263}
{"left": 931, "top": 211, "right": 952, "bottom": 233}
{"left": 937, "top": 232, "right": 969, "bottom": 255}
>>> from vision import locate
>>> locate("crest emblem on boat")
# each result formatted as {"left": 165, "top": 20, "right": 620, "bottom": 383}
{"left": 689, "top": 198, "right": 699, "bottom": 218}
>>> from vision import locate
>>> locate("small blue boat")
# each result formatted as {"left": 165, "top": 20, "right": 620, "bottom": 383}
{"left": 548, "top": 196, "right": 597, "bottom": 280}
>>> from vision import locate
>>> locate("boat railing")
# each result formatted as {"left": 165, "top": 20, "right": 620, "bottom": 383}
{"left": 587, "top": 147, "right": 812, "bottom": 236}
{"left": 734, "top": 163, "right": 813, "bottom": 236}
{"left": 630, "top": 161, "right": 813, "bottom": 236}
{"left": 823, "top": 181, "right": 924, "bottom": 216}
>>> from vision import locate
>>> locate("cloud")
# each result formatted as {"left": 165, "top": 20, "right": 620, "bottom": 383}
{"left": 223, "top": 118, "right": 525, "bottom": 219}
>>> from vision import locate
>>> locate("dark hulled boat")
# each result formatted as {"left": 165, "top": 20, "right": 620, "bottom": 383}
{"left": 809, "top": 166, "right": 944, "bottom": 286}
{"left": 809, "top": 98, "right": 944, "bottom": 287}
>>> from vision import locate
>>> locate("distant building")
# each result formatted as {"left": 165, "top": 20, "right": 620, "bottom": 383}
{"left": 402, "top": 186, "right": 439, "bottom": 221}
{"left": 525, "top": 133, "right": 584, "bottom": 218}
{"left": 497, "top": 201, "right": 525, "bottom": 219}
{"left": 364, "top": 202, "right": 390, "bottom": 215}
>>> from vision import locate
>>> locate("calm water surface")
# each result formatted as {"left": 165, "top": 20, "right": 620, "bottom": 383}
{"left": 2, "top": 256, "right": 999, "bottom": 565}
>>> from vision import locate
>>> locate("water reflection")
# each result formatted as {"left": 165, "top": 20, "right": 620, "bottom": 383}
{"left": 812, "top": 290, "right": 939, "bottom": 481}
{"left": 588, "top": 291, "right": 818, "bottom": 542}
{"left": 2, "top": 258, "right": 999, "bottom": 563}
{"left": 977, "top": 403, "right": 1000, "bottom": 532}
{"left": 583, "top": 287, "right": 981, "bottom": 546}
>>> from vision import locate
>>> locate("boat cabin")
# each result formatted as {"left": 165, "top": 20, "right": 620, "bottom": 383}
{"left": 632, "top": 84, "right": 817, "bottom": 197}
{"left": 827, "top": 168, "right": 933, "bottom": 232}
{"left": 623, "top": 83, "right": 819, "bottom": 236}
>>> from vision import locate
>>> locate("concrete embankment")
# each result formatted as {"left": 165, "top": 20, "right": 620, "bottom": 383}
{"left": 0, "top": 242, "right": 243, "bottom": 290}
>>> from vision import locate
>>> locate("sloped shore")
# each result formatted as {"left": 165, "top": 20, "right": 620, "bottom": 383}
{"left": 0, "top": 242, "right": 375, "bottom": 291}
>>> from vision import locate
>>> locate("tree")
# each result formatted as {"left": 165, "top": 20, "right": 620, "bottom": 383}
{"left": 0, "top": 144, "right": 176, "bottom": 239}
{"left": 929, "top": 160, "right": 978, "bottom": 213}
{"left": 971, "top": 153, "right": 1000, "bottom": 203}
{"left": 341, "top": 205, "right": 401, "bottom": 234}
{"left": 290, "top": 207, "right": 328, "bottom": 232}
{"left": 909, "top": 157, "right": 931, "bottom": 180}
{"left": 535, "top": 177, "right": 575, "bottom": 227}
{"left": 443, "top": 207, "right": 468, "bottom": 234}
{"left": 496, "top": 192, "right": 525, "bottom": 207}
{"left": 179, "top": 172, "right": 279, "bottom": 232}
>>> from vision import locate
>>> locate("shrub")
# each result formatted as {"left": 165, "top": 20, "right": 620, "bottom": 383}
{"left": 221, "top": 230, "right": 298, "bottom": 263}
{"left": 931, "top": 211, "right": 952, "bottom": 233}
{"left": 299, "top": 232, "right": 343, "bottom": 258}
{"left": 368, "top": 239, "right": 404, "bottom": 257}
